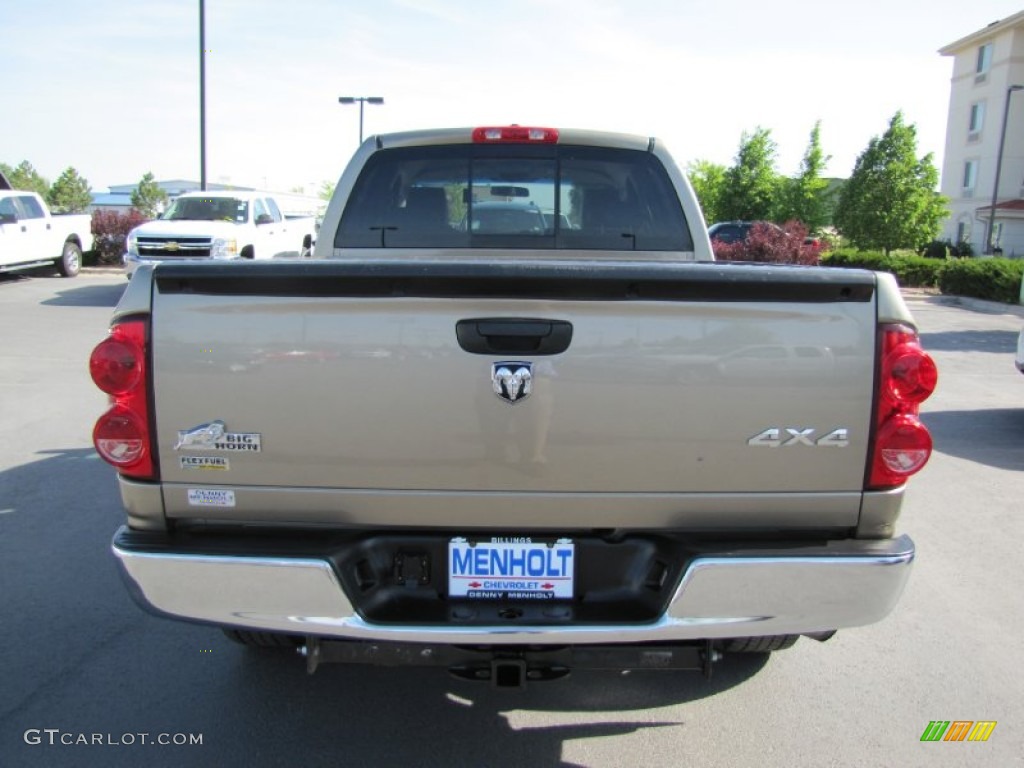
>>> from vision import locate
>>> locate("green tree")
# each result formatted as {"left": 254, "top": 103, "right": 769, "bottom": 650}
{"left": 318, "top": 180, "right": 336, "bottom": 202}
{"left": 720, "top": 128, "right": 780, "bottom": 222}
{"left": 130, "top": 172, "right": 168, "bottom": 217}
{"left": 686, "top": 159, "right": 728, "bottom": 224}
{"left": 46, "top": 166, "right": 93, "bottom": 213}
{"left": 834, "top": 112, "right": 947, "bottom": 255}
{"left": 776, "top": 121, "right": 833, "bottom": 231}
{"left": 1, "top": 160, "right": 49, "bottom": 196}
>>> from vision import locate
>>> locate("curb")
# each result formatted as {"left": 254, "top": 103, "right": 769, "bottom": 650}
{"left": 919, "top": 293, "right": 1024, "bottom": 320}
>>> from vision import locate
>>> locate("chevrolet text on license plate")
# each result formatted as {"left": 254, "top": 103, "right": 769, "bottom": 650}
{"left": 448, "top": 538, "right": 575, "bottom": 599}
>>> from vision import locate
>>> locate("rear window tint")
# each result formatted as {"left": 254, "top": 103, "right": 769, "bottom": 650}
{"left": 335, "top": 144, "right": 693, "bottom": 251}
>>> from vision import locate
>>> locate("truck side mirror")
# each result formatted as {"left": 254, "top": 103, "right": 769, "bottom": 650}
{"left": 255, "top": 214, "right": 273, "bottom": 225}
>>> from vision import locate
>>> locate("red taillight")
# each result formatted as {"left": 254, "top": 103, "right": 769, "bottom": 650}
{"left": 90, "top": 318, "right": 155, "bottom": 479}
{"left": 472, "top": 126, "right": 559, "bottom": 143}
{"left": 94, "top": 406, "right": 148, "bottom": 466}
{"left": 868, "top": 325, "right": 937, "bottom": 489}
{"left": 883, "top": 342, "right": 938, "bottom": 404}
{"left": 90, "top": 336, "right": 142, "bottom": 395}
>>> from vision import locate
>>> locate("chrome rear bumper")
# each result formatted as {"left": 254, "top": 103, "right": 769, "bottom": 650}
{"left": 112, "top": 528, "right": 913, "bottom": 645}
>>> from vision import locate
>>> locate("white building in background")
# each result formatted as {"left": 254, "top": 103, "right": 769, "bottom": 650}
{"left": 939, "top": 11, "right": 1024, "bottom": 257}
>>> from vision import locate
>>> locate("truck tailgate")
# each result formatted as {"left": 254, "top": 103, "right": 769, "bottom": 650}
{"left": 148, "top": 261, "right": 877, "bottom": 521}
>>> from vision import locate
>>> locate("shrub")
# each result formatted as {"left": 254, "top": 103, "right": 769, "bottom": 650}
{"left": 824, "top": 249, "right": 1024, "bottom": 303}
{"left": 953, "top": 240, "right": 975, "bottom": 258}
{"left": 822, "top": 249, "right": 943, "bottom": 288}
{"left": 939, "top": 258, "right": 1024, "bottom": 304}
{"left": 712, "top": 220, "right": 822, "bottom": 265}
{"left": 919, "top": 240, "right": 952, "bottom": 260}
{"left": 91, "top": 209, "right": 149, "bottom": 264}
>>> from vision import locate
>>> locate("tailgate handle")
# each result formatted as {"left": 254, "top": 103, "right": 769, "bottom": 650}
{"left": 456, "top": 318, "right": 573, "bottom": 356}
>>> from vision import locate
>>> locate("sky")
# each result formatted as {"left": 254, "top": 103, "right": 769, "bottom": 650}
{"left": 2, "top": 0, "right": 1022, "bottom": 196}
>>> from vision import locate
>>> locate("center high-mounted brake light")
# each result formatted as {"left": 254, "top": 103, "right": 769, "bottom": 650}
{"left": 90, "top": 317, "right": 156, "bottom": 480}
{"left": 472, "top": 126, "right": 559, "bottom": 144}
{"left": 867, "top": 324, "right": 938, "bottom": 489}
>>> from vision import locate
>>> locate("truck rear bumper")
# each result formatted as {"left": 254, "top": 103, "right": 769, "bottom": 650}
{"left": 112, "top": 528, "right": 914, "bottom": 644}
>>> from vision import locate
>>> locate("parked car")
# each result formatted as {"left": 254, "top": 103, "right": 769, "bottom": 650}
{"left": 123, "top": 191, "right": 317, "bottom": 277}
{"left": 708, "top": 220, "right": 820, "bottom": 247}
{"left": 707, "top": 220, "right": 759, "bottom": 244}
{"left": 465, "top": 201, "right": 547, "bottom": 234}
{"left": 0, "top": 191, "right": 89, "bottom": 277}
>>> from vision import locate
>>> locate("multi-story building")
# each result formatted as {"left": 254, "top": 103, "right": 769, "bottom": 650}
{"left": 939, "top": 11, "right": 1024, "bottom": 256}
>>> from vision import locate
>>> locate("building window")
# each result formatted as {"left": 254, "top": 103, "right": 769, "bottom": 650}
{"left": 975, "top": 43, "right": 993, "bottom": 82}
{"left": 968, "top": 102, "right": 985, "bottom": 140}
{"left": 962, "top": 160, "right": 978, "bottom": 196}
{"left": 956, "top": 221, "right": 968, "bottom": 245}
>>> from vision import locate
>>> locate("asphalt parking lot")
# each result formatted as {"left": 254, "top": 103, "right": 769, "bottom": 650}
{"left": 0, "top": 270, "right": 1022, "bottom": 767}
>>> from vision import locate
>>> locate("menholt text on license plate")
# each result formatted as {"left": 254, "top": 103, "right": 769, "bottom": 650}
{"left": 448, "top": 538, "right": 575, "bottom": 600}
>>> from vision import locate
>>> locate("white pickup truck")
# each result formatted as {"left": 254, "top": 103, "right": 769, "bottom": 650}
{"left": 0, "top": 191, "right": 89, "bottom": 277}
{"left": 94, "top": 126, "right": 938, "bottom": 687}
{"left": 123, "top": 190, "right": 317, "bottom": 277}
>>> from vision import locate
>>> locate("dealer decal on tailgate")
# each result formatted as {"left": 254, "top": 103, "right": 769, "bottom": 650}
{"left": 448, "top": 538, "right": 575, "bottom": 600}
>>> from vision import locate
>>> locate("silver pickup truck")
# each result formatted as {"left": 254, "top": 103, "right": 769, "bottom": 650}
{"left": 91, "top": 126, "right": 937, "bottom": 687}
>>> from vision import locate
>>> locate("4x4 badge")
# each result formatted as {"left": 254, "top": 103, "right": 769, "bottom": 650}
{"left": 491, "top": 362, "right": 533, "bottom": 404}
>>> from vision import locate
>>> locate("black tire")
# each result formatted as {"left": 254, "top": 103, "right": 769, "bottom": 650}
{"left": 58, "top": 241, "right": 82, "bottom": 277}
{"left": 240, "top": 245, "right": 255, "bottom": 259}
{"left": 720, "top": 635, "right": 799, "bottom": 653}
{"left": 221, "top": 628, "right": 302, "bottom": 649}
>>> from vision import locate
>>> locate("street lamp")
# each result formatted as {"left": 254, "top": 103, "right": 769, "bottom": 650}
{"left": 199, "top": 0, "right": 207, "bottom": 190}
{"left": 338, "top": 96, "right": 384, "bottom": 145}
{"left": 986, "top": 84, "right": 1024, "bottom": 254}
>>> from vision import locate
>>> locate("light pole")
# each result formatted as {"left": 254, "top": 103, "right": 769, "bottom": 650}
{"left": 199, "top": 0, "right": 207, "bottom": 190}
{"left": 986, "top": 84, "right": 1024, "bottom": 254}
{"left": 338, "top": 96, "right": 384, "bottom": 145}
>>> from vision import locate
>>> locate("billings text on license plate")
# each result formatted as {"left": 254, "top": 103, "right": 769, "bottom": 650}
{"left": 448, "top": 538, "right": 575, "bottom": 600}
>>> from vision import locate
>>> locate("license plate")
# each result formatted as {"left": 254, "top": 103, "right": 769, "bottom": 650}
{"left": 448, "top": 538, "right": 575, "bottom": 600}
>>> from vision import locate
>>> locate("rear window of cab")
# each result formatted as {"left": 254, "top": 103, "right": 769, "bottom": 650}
{"left": 335, "top": 144, "right": 693, "bottom": 251}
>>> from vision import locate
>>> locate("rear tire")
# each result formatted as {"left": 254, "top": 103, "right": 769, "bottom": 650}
{"left": 720, "top": 635, "right": 799, "bottom": 653}
{"left": 221, "top": 628, "right": 301, "bottom": 649}
{"left": 58, "top": 241, "right": 82, "bottom": 277}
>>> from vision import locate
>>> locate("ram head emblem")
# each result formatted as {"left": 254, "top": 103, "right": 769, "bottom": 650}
{"left": 491, "top": 362, "right": 533, "bottom": 404}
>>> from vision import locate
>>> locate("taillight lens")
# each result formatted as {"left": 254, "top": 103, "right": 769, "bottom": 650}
{"left": 875, "top": 414, "right": 933, "bottom": 475}
{"left": 472, "top": 126, "right": 559, "bottom": 143}
{"left": 94, "top": 406, "right": 147, "bottom": 466}
{"left": 868, "top": 324, "right": 937, "bottom": 488}
{"left": 90, "top": 336, "right": 142, "bottom": 395}
{"left": 90, "top": 318, "right": 155, "bottom": 479}
{"left": 883, "top": 342, "right": 938, "bottom": 404}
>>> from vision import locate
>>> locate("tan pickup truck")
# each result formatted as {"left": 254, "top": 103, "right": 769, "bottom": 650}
{"left": 91, "top": 126, "right": 937, "bottom": 687}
